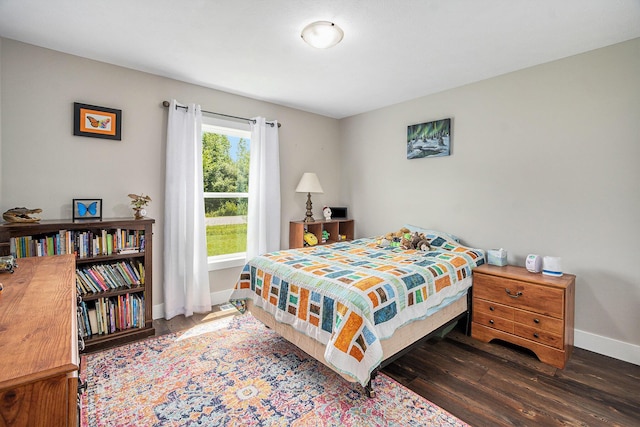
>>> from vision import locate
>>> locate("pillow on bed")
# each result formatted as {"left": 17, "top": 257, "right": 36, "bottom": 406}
{"left": 402, "top": 224, "right": 461, "bottom": 244}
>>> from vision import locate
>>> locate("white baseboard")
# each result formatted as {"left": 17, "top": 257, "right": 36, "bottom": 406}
{"left": 209, "top": 289, "right": 235, "bottom": 306}
{"left": 152, "top": 289, "right": 235, "bottom": 320}
{"left": 575, "top": 328, "right": 640, "bottom": 366}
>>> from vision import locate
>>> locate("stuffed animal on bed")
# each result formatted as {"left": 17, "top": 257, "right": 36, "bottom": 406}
{"left": 378, "top": 227, "right": 411, "bottom": 248}
{"left": 415, "top": 237, "right": 432, "bottom": 251}
{"left": 378, "top": 228, "right": 433, "bottom": 251}
{"left": 383, "top": 227, "right": 410, "bottom": 241}
{"left": 400, "top": 231, "right": 433, "bottom": 251}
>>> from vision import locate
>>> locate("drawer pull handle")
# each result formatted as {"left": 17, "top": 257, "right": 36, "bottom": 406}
{"left": 533, "top": 333, "right": 539, "bottom": 339}
{"left": 489, "top": 319, "right": 494, "bottom": 325}
{"left": 534, "top": 318, "right": 540, "bottom": 324}
{"left": 489, "top": 306, "right": 495, "bottom": 311}
{"left": 505, "top": 288, "right": 523, "bottom": 298}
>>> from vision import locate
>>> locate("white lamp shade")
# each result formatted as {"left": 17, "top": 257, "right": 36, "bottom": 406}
{"left": 301, "top": 21, "right": 344, "bottom": 49}
{"left": 296, "top": 172, "right": 324, "bottom": 193}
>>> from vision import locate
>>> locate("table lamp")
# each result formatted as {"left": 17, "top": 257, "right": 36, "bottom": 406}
{"left": 295, "top": 172, "right": 324, "bottom": 222}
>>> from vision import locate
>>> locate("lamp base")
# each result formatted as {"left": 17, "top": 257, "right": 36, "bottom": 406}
{"left": 303, "top": 192, "right": 315, "bottom": 222}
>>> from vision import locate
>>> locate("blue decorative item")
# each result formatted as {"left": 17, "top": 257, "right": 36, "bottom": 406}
{"left": 77, "top": 201, "right": 98, "bottom": 216}
{"left": 73, "top": 198, "right": 102, "bottom": 221}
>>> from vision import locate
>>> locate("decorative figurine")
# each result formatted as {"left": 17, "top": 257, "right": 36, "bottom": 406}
{"left": 322, "top": 206, "right": 332, "bottom": 221}
{"left": 3, "top": 207, "right": 42, "bottom": 223}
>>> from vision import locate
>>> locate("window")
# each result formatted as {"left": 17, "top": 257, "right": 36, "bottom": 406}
{"left": 202, "top": 120, "right": 251, "bottom": 270}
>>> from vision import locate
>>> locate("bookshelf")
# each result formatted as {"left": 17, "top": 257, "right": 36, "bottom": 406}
{"left": 289, "top": 219, "right": 354, "bottom": 249}
{"left": 0, "top": 217, "right": 155, "bottom": 352}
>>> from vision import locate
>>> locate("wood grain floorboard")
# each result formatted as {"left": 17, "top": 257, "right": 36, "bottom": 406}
{"left": 382, "top": 329, "right": 640, "bottom": 427}
{"left": 154, "top": 312, "right": 640, "bottom": 427}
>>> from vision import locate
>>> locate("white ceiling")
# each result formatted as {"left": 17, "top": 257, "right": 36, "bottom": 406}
{"left": 1, "top": 0, "right": 639, "bottom": 119}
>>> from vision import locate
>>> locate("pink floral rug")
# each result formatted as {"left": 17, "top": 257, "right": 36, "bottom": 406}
{"left": 81, "top": 313, "right": 469, "bottom": 426}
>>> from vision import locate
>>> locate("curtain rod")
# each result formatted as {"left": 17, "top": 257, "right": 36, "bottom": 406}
{"left": 162, "top": 100, "right": 281, "bottom": 128}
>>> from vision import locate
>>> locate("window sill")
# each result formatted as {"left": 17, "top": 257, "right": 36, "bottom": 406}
{"left": 208, "top": 253, "right": 246, "bottom": 271}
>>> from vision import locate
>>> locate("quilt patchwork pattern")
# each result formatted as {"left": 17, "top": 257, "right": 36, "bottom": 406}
{"left": 231, "top": 234, "right": 485, "bottom": 385}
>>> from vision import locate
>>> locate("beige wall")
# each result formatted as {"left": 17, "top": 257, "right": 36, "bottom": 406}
{"left": 2, "top": 36, "right": 638, "bottom": 363}
{"left": 0, "top": 38, "right": 3, "bottom": 202}
{"left": 0, "top": 39, "right": 341, "bottom": 313}
{"left": 339, "top": 38, "right": 640, "bottom": 363}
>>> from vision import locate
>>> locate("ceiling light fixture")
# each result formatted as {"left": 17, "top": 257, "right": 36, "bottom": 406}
{"left": 301, "top": 21, "right": 344, "bottom": 49}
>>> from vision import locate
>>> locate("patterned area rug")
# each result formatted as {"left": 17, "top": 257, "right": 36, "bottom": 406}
{"left": 81, "top": 313, "right": 468, "bottom": 426}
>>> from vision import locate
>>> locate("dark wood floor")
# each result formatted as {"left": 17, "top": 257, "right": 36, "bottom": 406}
{"left": 154, "top": 311, "right": 640, "bottom": 427}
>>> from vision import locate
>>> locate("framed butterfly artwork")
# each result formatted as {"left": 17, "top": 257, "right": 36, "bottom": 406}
{"left": 73, "top": 102, "right": 122, "bottom": 140}
{"left": 73, "top": 198, "right": 102, "bottom": 221}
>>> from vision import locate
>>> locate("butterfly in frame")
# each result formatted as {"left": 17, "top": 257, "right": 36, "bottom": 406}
{"left": 76, "top": 201, "right": 99, "bottom": 218}
{"left": 86, "top": 115, "right": 111, "bottom": 129}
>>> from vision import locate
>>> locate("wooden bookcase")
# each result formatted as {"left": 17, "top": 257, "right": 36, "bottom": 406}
{"left": 289, "top": 219, "right": 354, "bottom": 249}
{"left": 0, "top": 217, "right": 155, "bottom": 352}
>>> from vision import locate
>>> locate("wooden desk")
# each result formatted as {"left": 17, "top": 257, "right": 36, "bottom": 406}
{"left": 0, "top": 255, "right": 79, "bottom": 427}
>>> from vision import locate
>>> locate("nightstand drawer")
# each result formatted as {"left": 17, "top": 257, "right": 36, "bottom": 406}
{"left": 474, "top": 274, "right": 564, "bottom": 318}
{"left": 473, "top": 298, "right": 514, "bottom": 320}
{"left": 514, "top": 309, "right": 564, "bottom": 335}
{"left": 473, "top": 311, "right": 514, "bottom": 334}
{"left": 514, "top": 323, "right": 563, "bottom": 349}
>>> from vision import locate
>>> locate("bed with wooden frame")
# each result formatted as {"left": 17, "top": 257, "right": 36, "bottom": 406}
{"left": 230, "top": 227, "right": 485, "bottom": 396}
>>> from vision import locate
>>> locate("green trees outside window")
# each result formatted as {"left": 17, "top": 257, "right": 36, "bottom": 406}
{"left": 202, "top": 130, "right": 250, "bottom": 257}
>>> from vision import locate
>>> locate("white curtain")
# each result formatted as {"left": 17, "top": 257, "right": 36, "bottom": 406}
{"left": 246, "top": 117, "right": 281, "bottom": 260}
{"left": 163, "top": 99, "right": 212, "bottom": 319}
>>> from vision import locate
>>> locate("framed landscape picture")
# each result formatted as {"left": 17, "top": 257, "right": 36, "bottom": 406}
{"left": 73, "top": 102, "right": 122, "bottom": 140}
{"left": 407, "top": 118, "right": 451, "bottom": 159}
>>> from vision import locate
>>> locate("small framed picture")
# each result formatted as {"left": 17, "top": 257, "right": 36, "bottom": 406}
{"left": 407, "top": 118, "right": 451, "bottom": 159}
{"left": 73, "top": 199, "right": 102, "bottom": 221}
{"left": 73, "top": 102, "right": 122, "bottom": 140}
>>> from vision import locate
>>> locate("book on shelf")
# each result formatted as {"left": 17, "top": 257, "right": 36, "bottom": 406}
{"left": 78, "top": 292, "right": 145, "bottom": 337}
{"left": 74, "top": 259, "right": 144, "bottom": 296}
{"left": 88, "top": 307, "right": 99, "bottom": 337}
{"left": 9, "top": 228, "right": 146, "bottom": 259}
{"left": 77, "top": 301, "right": 94, "bottom": 338}
{"left": 106, "top": 234, "right": 113, "bottom": 255}
{"left": 77, "top": 302, "right": 88, "bottom": 338}
{"left": 117, "top": 247, "right": 140, "bottom": 254}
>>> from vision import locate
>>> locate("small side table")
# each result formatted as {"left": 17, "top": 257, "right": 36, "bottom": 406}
{"left": 471, "top": 264, "right": 575, "bottom": 369}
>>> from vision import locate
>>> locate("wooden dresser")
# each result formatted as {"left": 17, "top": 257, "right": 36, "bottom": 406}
{"left": 471, "top": 264, "right": 575, "bottom": 369}
{"left": 0, "top": 255, "right": 79, "bottom": 427}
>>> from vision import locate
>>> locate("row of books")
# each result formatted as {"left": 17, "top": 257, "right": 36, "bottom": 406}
{"left": 9, "top": 228, "right": 146, "bottom": 259}
{"left": 78, "top": 293, "right": 145, "bottom": 338}
{"left": 76, "top": 260, "right": 145, "bottom": 295}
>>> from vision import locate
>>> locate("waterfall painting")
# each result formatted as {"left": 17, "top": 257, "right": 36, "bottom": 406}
{"left": 407, "top": 118, "right": 451, "bottom": 159}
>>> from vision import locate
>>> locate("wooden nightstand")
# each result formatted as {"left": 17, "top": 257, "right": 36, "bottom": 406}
{"left": 471, "top": 264, "right": 575, "bottom": 369}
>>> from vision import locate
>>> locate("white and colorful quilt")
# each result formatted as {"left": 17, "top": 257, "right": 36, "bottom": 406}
{"left": 230, "top": 232, "right": 485, "bottom": 386}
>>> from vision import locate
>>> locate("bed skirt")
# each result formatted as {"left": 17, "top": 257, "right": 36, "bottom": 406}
{"left": 246, "top": 293, "right": 468, "bottom": 384}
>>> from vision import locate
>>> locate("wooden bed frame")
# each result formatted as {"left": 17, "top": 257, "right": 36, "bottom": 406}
{"left": 246, "top": 290, "right": 472, "bottom": 397}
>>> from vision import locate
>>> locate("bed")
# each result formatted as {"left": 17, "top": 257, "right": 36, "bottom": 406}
{"left": 229, "top": 227, "right": 485, "bottom": 396}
